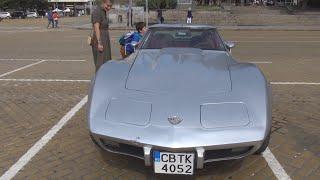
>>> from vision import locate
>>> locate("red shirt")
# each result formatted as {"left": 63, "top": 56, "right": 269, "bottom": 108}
{"left": 53, "top": 13, "right": 60, "bottom": 20}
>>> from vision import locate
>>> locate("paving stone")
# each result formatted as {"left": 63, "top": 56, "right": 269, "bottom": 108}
{"left": 0, "top": 82, "right": 88, "bottom": 175}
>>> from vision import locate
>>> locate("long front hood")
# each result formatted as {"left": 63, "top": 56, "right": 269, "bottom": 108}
{"left": 105, "top": 98, "right": 250, "bottom": 128}
{"left": 126, "top": 48, "right": 232, "bottom": 94}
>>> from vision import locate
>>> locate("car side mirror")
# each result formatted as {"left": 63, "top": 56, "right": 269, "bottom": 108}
{"left": 224, "top": 41, "right": 235, "bottom": 53}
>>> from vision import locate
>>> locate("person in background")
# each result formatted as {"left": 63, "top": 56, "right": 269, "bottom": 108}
{"left": 47, "top": 10, "right": 54, "bottom": 28}
{"left": 91, "top": 0, "right": 112, "bottom": 72}
{"left": 157, "top": 9, "right": 164, "bottom": 24}
{"left": 52, "top": 11, "right": 60, "bottom": 28}
{"left": 119, "top": 22, "right": 147, "bottom": 58}
{"left": 187, "top": 7, "right": 193, "bottom": 24}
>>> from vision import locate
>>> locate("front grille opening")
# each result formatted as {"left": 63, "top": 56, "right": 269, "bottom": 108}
{"left": 100, "top": 139, "right": 144, "bottom": 158}
{"left": 204, "top": 146, "right": 253, "bottom": 161}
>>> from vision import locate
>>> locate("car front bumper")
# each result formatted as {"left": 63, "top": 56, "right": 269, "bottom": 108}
{"left": 90, "top": 127, "right": 265, "bottom": 169}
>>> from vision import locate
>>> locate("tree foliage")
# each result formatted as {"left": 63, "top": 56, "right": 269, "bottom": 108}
{"left": 136, "top": 0, "right": 177, "bottom": 9}
{"left": 195, "top": 0, "right": 222, "bottom": 6}
{"left": 0, "top": 0, "right": 49, "bottom": 10}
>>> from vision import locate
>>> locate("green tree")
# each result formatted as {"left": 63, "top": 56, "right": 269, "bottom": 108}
{"left": 136, "top": 0, "right": 177, "bottom": 9}
{"left": 299, "top": 0, "right": 309, "bottom": 9}
{"left": 0, "top": 0, "right": 49, "bottom": 10}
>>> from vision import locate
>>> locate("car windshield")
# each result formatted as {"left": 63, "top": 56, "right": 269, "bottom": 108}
{"left": 141, "top": 28, "right": 226, "bottom": 51}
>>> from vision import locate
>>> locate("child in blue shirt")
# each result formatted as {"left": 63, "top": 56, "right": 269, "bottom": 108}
{"left": 120, "top": 22, "right": 147, "bottom": 58}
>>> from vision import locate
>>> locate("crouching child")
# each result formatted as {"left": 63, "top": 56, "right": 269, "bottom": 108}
{"left": 119, "top": 22, "right": 147, "bottom": 58}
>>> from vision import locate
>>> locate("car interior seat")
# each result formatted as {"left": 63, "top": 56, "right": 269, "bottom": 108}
{"left": 148, "top": 33, "right": 174, "bottom": 49}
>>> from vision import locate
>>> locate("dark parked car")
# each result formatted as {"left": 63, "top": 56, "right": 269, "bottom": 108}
{"left": 37, "top": 10, "right": 46, "bottom": 17}
{"left": 11, "top": 11, "right": 27, "bottom": 19}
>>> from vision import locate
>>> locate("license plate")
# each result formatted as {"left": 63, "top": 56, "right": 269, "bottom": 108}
{"left": 153, "top": 151, "right": 194, "bottom": 175}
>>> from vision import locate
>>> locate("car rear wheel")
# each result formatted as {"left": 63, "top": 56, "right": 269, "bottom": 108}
{"left": 255, "top": 130, "right": 271, "bottom": 155}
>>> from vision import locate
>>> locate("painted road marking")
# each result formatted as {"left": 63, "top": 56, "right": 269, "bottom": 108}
{"left": 0, "top": 79, "right": 91, "bottom": 82}
{"left": 235, "top": 40, "right": 320, "bottom": 43}
{"left": 0, "top": 96, "right": 88, "bottom": 180}
{"left": 250, "top": 61, "right": 272, "bottom": 64}
{"left": 227, "top": 36, "right": 320, "bottom": 39}
{"left": 0, "top": 60, "right": 45, "bottom": 78}
{"left": 1, "top": 79, "right": 320, "bottom": 85}
{"left": 263, "top": 148, "right": 292, "bottom": 180}
{"left": 271, "top": 82, "right": 320, "bottom": 85}
{"left": 0, "top": 59, "right": 86, "bottom": 62}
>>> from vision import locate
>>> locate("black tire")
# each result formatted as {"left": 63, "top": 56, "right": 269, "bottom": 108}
{"left": 89, "top": 133, "right": 101, "bottom": 148}
{"left": 255, "top": 130, "right": 271, "bottom": 155}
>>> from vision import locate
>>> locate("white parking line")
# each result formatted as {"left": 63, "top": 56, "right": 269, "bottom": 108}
{"left": 0, "top": 79, "right": 320, "bottom": 85}
{"left": 0, "top": 96, "right": 88, "bottom": 180}
{"left": 0, "top": 60, "right": 46, "bottom": 78}
{"left": 0, "top": 79, "right": 91, "bottom": 82}
{"left": 228, "top": 36, "right": 320, "bottom": 39}
{"left": 250, "top": 61, "right": 272, "bottom": 64}
{"left": 0, "top": 59, "right": 37, "bottom": 61}
{"left": 271, "top": 82, "right": 320, "bottom": 85}
{"left": 235, "top": 40, "right": 320, "bottom": 43}
{"left": 263, "top": 148, "right": 292, "bottom": 180}
{"left": 0, "top": 58, "right": 86, "bottom": 62}
{"left": 39, "top": 59, "right": 87, "bottom": 62}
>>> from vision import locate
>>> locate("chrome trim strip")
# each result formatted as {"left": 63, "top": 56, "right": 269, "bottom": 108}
{"left": 144, "top": 146, "right": 152, "bottom": 166}
{"left": 95, "top": 138, "right": 144, "bottom": 160}
{"left": 91, "top": 133, "right": 262, "bottom": 169}
{"left": 204, "top": 147, "right": 257, "bottom": 163}
{"left": 196, "top": 147, "right": 205, "bottom": 169}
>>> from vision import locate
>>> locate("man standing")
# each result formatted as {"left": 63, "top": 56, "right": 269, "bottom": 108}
{"left": 47, "top": 10, "right": 54, "bottom": 28}
{"left": 91, "top": 0, "right": 113, "bottom": 72}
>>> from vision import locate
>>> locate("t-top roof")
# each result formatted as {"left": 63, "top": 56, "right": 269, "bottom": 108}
{"left": 149, "top": 24, "right": 217, "bottom": 29}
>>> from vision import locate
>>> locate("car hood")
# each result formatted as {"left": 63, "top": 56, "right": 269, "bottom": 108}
{"left": 126, "top": 48, "right": 232, "bottom": 95}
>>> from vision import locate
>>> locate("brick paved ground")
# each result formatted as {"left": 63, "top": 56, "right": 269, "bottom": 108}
{"left": 271, "top": 86, "right": 320, "bottom": 179}
{"left": 0, "top": 82, "right": 88, "bottom": 175}
{"left": 0, "top": 27, "right": 319, "bottom": 179}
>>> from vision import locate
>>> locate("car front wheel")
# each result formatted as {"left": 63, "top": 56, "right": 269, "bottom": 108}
{"left": 255, "top": 130, "right": 271, "bottom": 155}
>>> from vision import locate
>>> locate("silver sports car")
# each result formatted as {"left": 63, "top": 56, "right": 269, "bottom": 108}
{"left": 88, "top": 24, "right": 272, "bottom": 175}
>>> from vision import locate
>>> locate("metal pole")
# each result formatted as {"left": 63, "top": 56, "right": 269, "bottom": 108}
{"left": 146, "top": 0, "right": 148, "bottom": 27}
{"left": 90, "top": 0, "right": 93, "bottom": 15}
{"left": 129, "top": 0, "right": 132, "bottom": 27}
